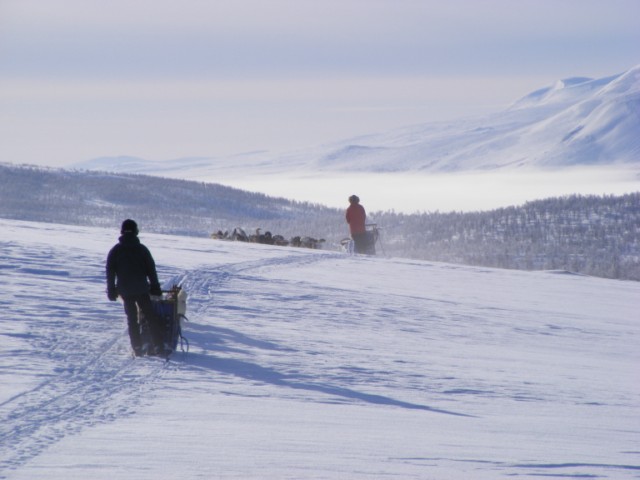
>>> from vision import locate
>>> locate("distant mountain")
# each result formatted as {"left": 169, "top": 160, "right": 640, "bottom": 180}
{"left": 304, "top": 65, "right": 639, "bottom": 172}
{"left": 73, "top": 65, "right": 640, "bottom": 178}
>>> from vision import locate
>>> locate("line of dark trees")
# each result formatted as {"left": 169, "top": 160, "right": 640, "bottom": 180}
{"left": 1, "top": 163, "right": 638, "bottom": 280}
{"left": 371, "top": 194, "right": 640, "bottom": 281}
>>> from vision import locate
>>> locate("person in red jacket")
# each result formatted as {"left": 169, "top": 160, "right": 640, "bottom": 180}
{"left": 345, "top": 195, "right": 370, "bottom": 254}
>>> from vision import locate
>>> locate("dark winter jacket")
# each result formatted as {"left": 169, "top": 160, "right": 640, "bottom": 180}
{"left": 106, "top": 233, "right": 161, "bottom": 298}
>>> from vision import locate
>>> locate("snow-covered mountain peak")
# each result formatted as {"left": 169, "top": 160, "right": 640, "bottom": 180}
{"left": 595, "top": 63, "right": 640, "bottom": 97}
{"left": 72, "top": 65, "right": 640, "bottom": 179}
{"left": 510, "top": 73, "right": 623, "bottom": 110}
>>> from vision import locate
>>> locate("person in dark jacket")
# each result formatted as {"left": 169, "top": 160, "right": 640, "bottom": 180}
{"left": 345, "top": 195, "right": 370, "bottom": 254}
{"left": 106, "top": 219, "right": 165, "bottom": 356}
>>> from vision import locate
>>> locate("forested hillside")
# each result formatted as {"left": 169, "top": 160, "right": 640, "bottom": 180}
{"left": 0, "top": 163, "right": 337, "bottom": 238}
{"left": 1, "top": 163, "right": 638, "bottom": 280}
{"left": 375, "top": 194, "right": 640, "bottom": 280}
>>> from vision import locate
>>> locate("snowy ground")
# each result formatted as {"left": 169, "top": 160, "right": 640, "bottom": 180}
{"left": 1, "top": 218, "right": 639, "bottom": 479}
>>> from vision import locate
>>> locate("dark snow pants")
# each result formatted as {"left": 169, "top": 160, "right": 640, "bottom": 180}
{"left": 122, "top": 293, "right": 164, "bottom": 352}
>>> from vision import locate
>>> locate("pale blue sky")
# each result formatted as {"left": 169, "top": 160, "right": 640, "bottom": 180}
{"left": 1, "top": 0, "right": 638, "bottom": 166}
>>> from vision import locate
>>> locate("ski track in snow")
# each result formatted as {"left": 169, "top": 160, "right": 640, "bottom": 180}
{"left": 1, "top": 220, "right": 639, "bottom": 479}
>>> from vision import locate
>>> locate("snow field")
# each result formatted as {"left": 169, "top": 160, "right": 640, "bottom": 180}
{"left": 0, "top": 218, "right": 638, "bottom": 479}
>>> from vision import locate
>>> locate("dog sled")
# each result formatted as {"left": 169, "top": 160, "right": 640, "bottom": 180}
{"left": 138, "top": 285, "right": 189, "bottom": 356}
{"left": 341, "top": 223, "right": 380, "bottom": 255}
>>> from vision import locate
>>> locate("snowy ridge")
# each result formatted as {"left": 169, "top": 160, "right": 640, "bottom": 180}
{"left": 72, "top": 65, "right": 640, "bottom": 179}
{"left": 307, "top": 65, "right": 640, "bottom": 172}
{"left": 1, "top": 218, "right": 639, "bottom": 479}
{"left": 510, "top": 74, "right": 618, "bottom": 108}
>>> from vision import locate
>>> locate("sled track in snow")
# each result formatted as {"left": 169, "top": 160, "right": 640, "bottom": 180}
{"left": 0, "top": 330, "right": 173, "bottom": 477}
{"left": 0, "top": 247, "right": 337, "bottom": 476}
{"left": 181, "top": 250, "right": 344, "bottom": 303}
{"left": 0, "top": 240, "right": 181, "bottom": 477}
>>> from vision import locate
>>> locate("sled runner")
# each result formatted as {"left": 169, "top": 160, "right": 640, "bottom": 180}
{"left": 138, "top": 285, "right": 189, "bottom": 357}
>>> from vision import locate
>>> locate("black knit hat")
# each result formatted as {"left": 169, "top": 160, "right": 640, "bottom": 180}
{"left": 120, "top": 219, "right": 139, "bottom": 235}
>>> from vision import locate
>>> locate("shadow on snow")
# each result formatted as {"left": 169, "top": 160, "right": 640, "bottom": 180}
{"left": 182, "top": 323, "right": 475, "bottom": 418}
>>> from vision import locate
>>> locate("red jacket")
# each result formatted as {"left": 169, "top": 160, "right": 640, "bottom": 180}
{"left": 346, "top": 203, "right": 366, "bottom": 235}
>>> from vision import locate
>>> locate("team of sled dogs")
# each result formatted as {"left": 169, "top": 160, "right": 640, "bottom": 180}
{"left": 211, "top": 227, "right": 327, "bottom": 250}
